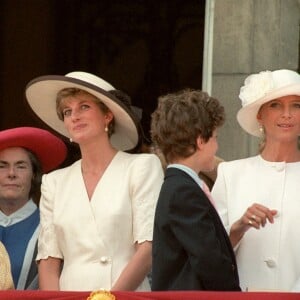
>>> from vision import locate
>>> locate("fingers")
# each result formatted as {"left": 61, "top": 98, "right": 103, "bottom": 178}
{"left": 247, "top": 210, "right": 265, "bottom": 227}
{"left": 245, "top": 213, "right": 260, "bottom": 229}
{"left": 244, "top": 203, "right": 277, "bottom": 230}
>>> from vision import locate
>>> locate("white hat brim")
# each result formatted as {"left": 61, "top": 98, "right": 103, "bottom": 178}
{"left": 26, "top": 75, "right": 139, "bottom": 151}
{"left": 237, "top": 83, "right": 300, "bottom": 137}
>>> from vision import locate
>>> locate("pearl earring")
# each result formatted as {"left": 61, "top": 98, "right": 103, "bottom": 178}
{"left": 259, "top": 125, "right": 264, "bottom": 133}
{"left": 105, "top": 126, "right": 108, "bottom": 133}
{"left": 70, "top": 138, "right": 73, "bottom": 143}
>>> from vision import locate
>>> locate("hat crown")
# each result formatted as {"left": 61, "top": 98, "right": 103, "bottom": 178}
{"left": 239, "top": 69, "right": 300, "bottom": 107}
{"left": 0, "top": 127, "right": 67, "bottom": 172}
{"left": 66, "top": 71, "right": 115, "bottom": 92}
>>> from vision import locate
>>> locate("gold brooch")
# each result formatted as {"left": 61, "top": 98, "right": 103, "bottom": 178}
{"left": 87, "top": 290, "right": 116, "bottom": 300}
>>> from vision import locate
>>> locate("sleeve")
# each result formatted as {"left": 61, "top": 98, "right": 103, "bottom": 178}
{"left": 291, "top": 276, "right": 300, "bottom": 291}
{"left": 211, "top": 162, "right": 230, "bottom": 232}
{"left": 0, "top": 242, "right": 14, "bottom": 290}
{"left": 129, "top": 154, "right": 164, "bottom": 243}
{"left": 170, "top": 183, "right": 237, "bottom": 289}
{"left": 212, "top": 163, "right": 243, "bottom": 252}
{"left": 36, "top": 173, "right": 63, "bottom": 261}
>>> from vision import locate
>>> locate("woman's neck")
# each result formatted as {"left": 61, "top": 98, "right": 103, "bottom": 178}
{"left": 80, "top": 140, "right": 118, "bottom": 173}
{"left": 260, "top": 139, "right": 300, "bottom": 162}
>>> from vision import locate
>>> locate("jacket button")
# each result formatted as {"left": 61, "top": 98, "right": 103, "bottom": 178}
{"left": 100, "top": 256, "right": 110, "bottom": 264}
{"left": 265, "top": 259, "right": 276, "bottom": 268}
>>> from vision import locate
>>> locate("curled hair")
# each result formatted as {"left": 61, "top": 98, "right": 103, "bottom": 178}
{"left": 151, "top": 89, "right": 225, "bottom": 163}
{"left": 56, "top": 88, "right": 115, "bottom": 136}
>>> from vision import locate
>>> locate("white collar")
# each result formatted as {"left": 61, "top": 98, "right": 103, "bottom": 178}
{"left": 0, "top": 200, "right": 37, "bottom": 227}
{"left": 168, "top": 163, "right": 204, "bottom": 188}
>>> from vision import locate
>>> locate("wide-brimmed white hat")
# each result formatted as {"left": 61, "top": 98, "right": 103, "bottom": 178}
{"left": 25, "top": 71, "right": 140, "bottom": 151}
{"left": 237, "top": 69, "right": 300, "bottom": 137}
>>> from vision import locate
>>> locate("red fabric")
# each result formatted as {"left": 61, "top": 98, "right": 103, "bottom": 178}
{"left": 0, "top": 127, "right": 67, "bottom": 172}
{"left": 0, "top": 290, "right": 300, "bottom": 300}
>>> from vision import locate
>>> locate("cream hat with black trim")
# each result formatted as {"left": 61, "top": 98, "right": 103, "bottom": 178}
{"left": 25, "top": 71, "right": 140, "bottom": 151}
{"left": 237, "top": 69, "right": 300, "bottom": 137}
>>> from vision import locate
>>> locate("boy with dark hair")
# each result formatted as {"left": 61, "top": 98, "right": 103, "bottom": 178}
{"left": 150, "top": 89, "right": 240, "bottom": 291}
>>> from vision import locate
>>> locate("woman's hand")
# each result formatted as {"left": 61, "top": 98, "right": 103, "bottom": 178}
{"left": 229, "top": 203, "right": 277, "bottom": 247}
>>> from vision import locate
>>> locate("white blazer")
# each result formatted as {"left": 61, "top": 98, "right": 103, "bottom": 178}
{"left": 37, "top": 151, "right": 164, "bottom": 291}
{"left": 212, "top": 155, "right": 300, "bottom": 291}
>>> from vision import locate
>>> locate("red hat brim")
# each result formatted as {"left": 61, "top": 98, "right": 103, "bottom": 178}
{"left": 0, "top": 127, "right": 67, "bottom": 172}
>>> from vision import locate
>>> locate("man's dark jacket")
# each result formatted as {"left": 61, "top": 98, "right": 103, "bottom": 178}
{"left": 151, "top": 167, "right": 241, "bottom": 291}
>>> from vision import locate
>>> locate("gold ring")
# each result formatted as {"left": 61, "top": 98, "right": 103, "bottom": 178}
{"left": 248, "top": 220, "right": 253, "bottom": 225}
{"left": 251, "top": 214, "right": 256, "bottom": 220}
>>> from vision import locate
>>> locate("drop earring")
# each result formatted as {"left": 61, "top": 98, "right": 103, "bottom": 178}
{"left": 105, "top": 126, "right": 108, "bottom": 133}
{"left": 70, "top": 138, "right": 73, "bottom": 143}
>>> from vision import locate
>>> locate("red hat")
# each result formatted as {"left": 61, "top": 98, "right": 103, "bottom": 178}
{"left": 0, "top": 127, "right": 67, "bottom": 172}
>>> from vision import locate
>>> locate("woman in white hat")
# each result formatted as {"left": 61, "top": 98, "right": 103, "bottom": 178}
{"left": 211, "top": 69, "right": 300, "bottom": 292}
{"left": 25, "top": 72, "right": 164, "bottom": 291}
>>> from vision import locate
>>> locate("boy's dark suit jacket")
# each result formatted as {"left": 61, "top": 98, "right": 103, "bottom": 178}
{"left": 151, "top": 167, "right": 240, "bottom": 291}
